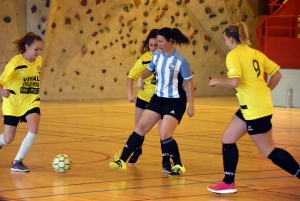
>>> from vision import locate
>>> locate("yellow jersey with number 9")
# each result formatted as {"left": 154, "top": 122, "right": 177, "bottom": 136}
{"left": 226, "top": 44, "right": 280, "bottom": 120}
{"left": 127, "top": 51, "right": 156, "bottom": 102}
{"left": 0, "top": 54, "right": 42, "bottom": 116}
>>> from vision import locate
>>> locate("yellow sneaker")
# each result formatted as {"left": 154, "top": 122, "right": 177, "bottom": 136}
{"left": 109, "top": 152, "right": 127, "bottom": 170}
{"left": 169, "top": 164, "right": 186, "bottom": 177}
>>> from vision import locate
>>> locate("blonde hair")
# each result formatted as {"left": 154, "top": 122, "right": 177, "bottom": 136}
{"left": 224, "top": 22, "right": 251, "bottom": 46}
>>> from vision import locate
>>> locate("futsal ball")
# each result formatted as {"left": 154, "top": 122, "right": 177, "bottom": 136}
{"left": 52, "top": 154, "right": 72, "bottom": 173}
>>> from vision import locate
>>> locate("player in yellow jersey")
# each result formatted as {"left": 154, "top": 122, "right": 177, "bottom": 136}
{"left": 0, "top": 32, "right": 43, "bottom": 172}
{"left": 207, "top": 22, "right": 300, "bottom": 194}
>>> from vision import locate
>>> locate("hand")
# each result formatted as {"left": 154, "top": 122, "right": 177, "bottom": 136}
{"left": 187, "top": 105, "right": 194, "bottom": 117}
{"left": 137, "top": 77, "right": 144, "bottom": 90}
{"left": 1, "top": 89, "right": 10, "bottom": 98}
{"left": 128, "top": 94, "right": 136, "bottom": 103}
{"left": 209, "top": 78, "right": 218, "bottom": 87}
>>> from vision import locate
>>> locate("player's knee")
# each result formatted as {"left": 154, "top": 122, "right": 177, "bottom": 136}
{"left": 4, "top": 136, "right": 14, "bottom": 144}
{"left": 28, "top": 126, "right": 39, "bottom": 134}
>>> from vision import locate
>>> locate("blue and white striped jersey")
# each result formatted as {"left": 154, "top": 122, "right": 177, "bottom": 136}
{"left": 148, "top": 49, "right": 193, "bottom": 98}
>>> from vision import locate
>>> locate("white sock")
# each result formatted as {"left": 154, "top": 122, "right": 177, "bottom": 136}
{"left": 14, "top": 131, "right": 36, "bottom": 161}
{"left": 0, "top": 134, "right": 6, "bottom": 146}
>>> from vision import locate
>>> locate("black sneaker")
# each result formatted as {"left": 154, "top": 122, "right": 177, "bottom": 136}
{"left": 11, "top": 160, "right": 30, "bottom": 172}
{"left": 128, "top": 148, "right": 142, "bottom": 164}
{"left": 0, "top": 145, "right": 2, "bottom": 149}
{"left": 162, "top": 162, "right": 173, "bottom": 174}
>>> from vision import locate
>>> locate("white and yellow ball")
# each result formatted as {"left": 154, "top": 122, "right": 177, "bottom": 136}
{"left": 52, "top": 154, "right": 72, "bottom": 173}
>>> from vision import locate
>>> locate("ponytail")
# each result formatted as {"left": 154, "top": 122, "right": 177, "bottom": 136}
{"left": 224, "top": 22, "right": 251, "bottom": 46}
{"left": 158, "top": 27, "right": 190, "bottom": 46}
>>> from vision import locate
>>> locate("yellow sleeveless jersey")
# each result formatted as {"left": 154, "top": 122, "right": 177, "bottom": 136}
{"left": 0, "top": 54, "right": 42, "bottom": 116}
{"left": 127, "top": 51, "right": 156, "bottom": 102}
{"left": 226, "top": 44, "right": 280, "bottom": 120}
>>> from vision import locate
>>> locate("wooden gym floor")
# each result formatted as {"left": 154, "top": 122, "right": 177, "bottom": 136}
{"left": 0, "top": 97, "right": 299, "bottom": 201}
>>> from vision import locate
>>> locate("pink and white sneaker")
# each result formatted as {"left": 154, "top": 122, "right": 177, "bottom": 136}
{"left": 207, "top": 181, "right": 237, "bottom": 194}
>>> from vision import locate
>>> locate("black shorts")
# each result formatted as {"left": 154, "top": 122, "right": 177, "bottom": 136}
{"left": 146, "top": 94, "right": 186, "bottom": 124}
{"left": 135, "top": 97, "right": 149, "bottom": 109}
{"left": 3, "top": 107, "right": 41, "bottom": 127}
{"left": 235, "top": 109, "right": 272, "bottom": 135}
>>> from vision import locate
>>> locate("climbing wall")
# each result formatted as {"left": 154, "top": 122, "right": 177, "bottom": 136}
{"left": 40, "top": 0, "right": 234, "bottom": 100}
{"left": 0, "top": 0, "right": 27, "bottom": 72}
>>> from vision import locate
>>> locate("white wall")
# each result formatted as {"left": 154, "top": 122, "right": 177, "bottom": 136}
{"left": 269, "top": 69, "right": 300, "bottom": 108}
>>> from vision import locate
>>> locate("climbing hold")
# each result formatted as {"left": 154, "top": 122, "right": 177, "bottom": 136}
{"left": 81, "top": 0, "right": 87, "bottom": 6}
{"left": 152, "top": 0, "right": 158, "bottom": 4}
{"left": 120, "top": 63, "right": 122, "bottom": 65}
{"left": 220, "top": 71, "right": 224, "bottom": 75}
{"left": 127, "top": 34, "right": 131, "bottom": 37}
{"left": 119, "top": 15, "right": 123, "bottom": 22}
{"left": 80, "top": 30, "right": 83, "bottom": 34}
{"left": 90, "top": 17, "right": 94, "bottom": 21}
{"left": 145, "top": 0, "right": 149, "bottom": 5}
{"left": 160, "top": 11, "right": 165, "bottom": 18}
{"left": 204, "top": 35, "right": 211, "bottom": 42}
{"left": 194, "top": 30, "right": 199, "bottom": 34}
{"left": 75, "top": 14, "right": 80, "bottom": 21}
{"left": 183, "top": 12, "right": 188, "bottom": 16}
{"left": 134, "top": 0, "right": 141, "bottom": 5}
{"left": 176, "top": 0, "right": 182, "bottom": 5}
{"left": 155, "top": 15, "right": 159, "bottom": 22}
{"left": 59, "top": 88, "right": 63, "bottom": 92}
{"left": 242, "top": 14, "right": 248, "bottom": 22}
{"left": 238, "top": 0, "right": 243, "bottom": 7}
{"left": 144, "top": 11, "right": 149, "bottom": 17}
{"left": 110, "top": 42, "right": 113, "bottom": 46}
{"left": 129, "top": 26, "right": 133, "bottom": 32}
{"left": 31, "top": 5, "right": 37, "bottom": 13}
{"left": 90, "top": 51, "right": 94, "bottom": 55}
{"left": 127, "top": 19, "right": 134, "bottom": 25}
{"left": 118, "top": 29, "right": 122, "bottom": 34}
{"left": 120, "top": 36, "right": 124, "bottom": 39}
{"left": 143, "top": 22, "right": 148, "bottom": 26}
{"left": 41, "top": 17, "right": 46, "bottom": 23}
{"left": 209, "top": 13, "right": 217, "bottom": 19}
{"left": 102, "top": 69, "right": 106, "bottom": 73}
{"left": 190, "top": 34, "right": 194, "bottom": 39}
{"left": 65, "top": 17, "right": 71, "bottom": 24}
{"left": 92, "top": 85, "right": 94, "bottom": 88}
{"left": 100, "top": 86, "right": 104, "bottom": 91}
{"left": 96, "top": 0, "right": 101, "bottom": 6}
{"left": 187, "top": 22, "right": 191, "bottom": 29}
{"left": 192, "top": 40, "right": 197, "bottom": 45}
{"left": 211, "top": 26, "right": 219, "bottom": 31}
{"left": 113, "top": 57, "right": 115, "bottom": 59}
{"left": 220, "top": 20, "right": 228, "bottom": 25}
{"left": 175, "top": 23, "right": 179, "bottom": 27}
{"left": 51, "top": 22, "right": 56, "bottom": 28}
{"left": 50, "top": 68, "right": 54, "bottom": 72}
{"left": 130, "top": 3, "right": 134, "bottom": 8}
{"left": 105, "top": 27, "right": 110, "bottom": 32}
{"left": 218, "top": 7, "right": 224, "bottom": 13}
{"left": 214, "top": 50, "right": 218, "bottom": 54}
{"left": 205, "top": 7, "right": 211, "bottom": 14}
{"left": 44, "top": 91, "right": 47, "bottom": 95}
{"left": 171, "top": 16, "right": 175, "bottom": 24}
{"left": 199, "top": 0, "right": 204, "bottom": 3}
{"left": 203, "top": 45, "right": 208, "bottom": 52}
{"left": 163, "top": 4, "right": 168, "bottom": 11}
{"left": 37, "top": 24, "right": 41, "bottom": 29}
{"left": 122, "top": 44, "right": 126, "bottom": 48}
{"left": 103, "top": 46, "right": 107, "bottom": 49}
{"left": 92, "top": 32, "right": 98, "bottom": 37}
{"left": 62, "top": 49, "right": 66, "bottom": 53}
{"left": 41, "top": 30, "right": 45, "bottom": 35}
{"left": 114, "top": 78, "right": 118, "bottom": 82}
{"left": 97, "top": 22, "right": 101, "bottom": 26}
{"left": 81, "top": 45, "right": 88, "bottom": 55}
{"left": 3, "top": 16, "right": 11, "bottom": 23}
{"left": 135, "top": 39, "right": 137, "bottom": 44}
{"left": 175, "top": 12, "right": 180, "bottom": 17}
{"left": 115, "top": 39, "right": 119, "bottom": 42}
{"left": 129, "top": 40, "right": 133, "bottom": 44}
{"left": 99, "top": 29, "right": 104, "bottom": 34}
{"left": 96, "top": 41, "right": 99, "bottom": 45}
{"left": 105, "top": 14, "right": 111, "bottom": 19}
{"left": 185, "top": 0, "right": 190, "bottom": 4}
{"left": 192, "top": 51, "right": 196, "bottom": 55}
{"left": 142, "top": 29, "right": 147, "bottom": 34}
{"left": 123, "top": 5, "right": 129, "bottom": 12}
{"left": 86, "top": 9, "right": 92, "bottom": 14}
